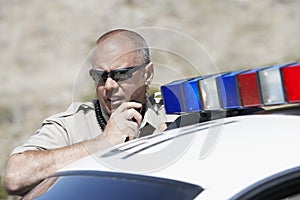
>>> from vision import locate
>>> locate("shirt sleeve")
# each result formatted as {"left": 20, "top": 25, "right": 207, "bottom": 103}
{"left": 11, "top": 118, "right": 71, "bottom": 155}
{"left": 10, "top": 102, "right": 99, "bottom": 155}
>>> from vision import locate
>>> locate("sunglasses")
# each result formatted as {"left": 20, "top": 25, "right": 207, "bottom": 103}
{"left": 89, "top": 63, "right": 148, "bottom": 83}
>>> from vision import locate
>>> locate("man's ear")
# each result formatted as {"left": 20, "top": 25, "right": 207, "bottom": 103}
{"left": 145, "top": 62, "right": 154, "bottom": 85}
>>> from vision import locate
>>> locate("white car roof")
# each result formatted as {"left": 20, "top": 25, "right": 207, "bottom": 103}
{"left": 61, "top": 113, "right": 300, "bottom": 199}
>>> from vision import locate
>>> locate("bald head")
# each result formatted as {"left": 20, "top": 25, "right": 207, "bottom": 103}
{"left": 91, "top": 29, "right": 154, "bottom": 115}
{"left": 94, "top": 29, "right": 150, "bottom": 64}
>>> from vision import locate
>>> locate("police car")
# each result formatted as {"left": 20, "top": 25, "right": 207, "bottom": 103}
{"left": 23, "top": 62, "right": 300, "bottom": 200}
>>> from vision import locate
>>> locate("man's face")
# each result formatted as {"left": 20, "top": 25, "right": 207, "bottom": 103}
{"left": 92, "top": 38, "right": 152, "bottom": 115}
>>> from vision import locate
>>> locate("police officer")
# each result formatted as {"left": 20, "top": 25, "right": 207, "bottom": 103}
{"left": 4, "top": 29, "right": 168, "bottom": 196}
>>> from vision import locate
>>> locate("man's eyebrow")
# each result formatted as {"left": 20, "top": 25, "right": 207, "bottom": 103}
{"left": 91, "top": 64, "right": 131, "bottom": 70}
{"left": 91, "top": 64, "right": 105, "bottom": 69}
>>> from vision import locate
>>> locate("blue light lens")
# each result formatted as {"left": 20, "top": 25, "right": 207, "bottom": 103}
{"left": 161, "top": 79, "right": 187, "bottom": 114}
{"left": 218, "top": 70, "right": 247, "bottom": 109}
{"left": 182, "top": 77, "right": 204, "bottom": 112}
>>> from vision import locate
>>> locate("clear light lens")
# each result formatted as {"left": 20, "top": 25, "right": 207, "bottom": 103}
{"left": 182, "top": 77, "right": 203, "bottom": 112}
{"left": 259, "top": 67, "right": 285, "bottom": 105}
{"left": 199, "top": 75, "right": 221, "bottom": 110}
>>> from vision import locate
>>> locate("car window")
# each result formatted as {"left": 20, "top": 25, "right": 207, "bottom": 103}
{"left": 23, "top": 170, "right": 203, "bottom": 200}
{"left": 231, "top": 166, "right": 300, "bottom": 200}
{"left": 281, "top": 192, "right": 300, "bottom": 200}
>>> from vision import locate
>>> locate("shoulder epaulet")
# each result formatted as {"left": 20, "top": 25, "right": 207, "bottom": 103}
{"left": 46, "top": 102, "right": 94, "bottom": 120}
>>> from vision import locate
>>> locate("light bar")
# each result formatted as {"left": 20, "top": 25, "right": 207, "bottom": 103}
{"left": 281, "top": 62, "right": 300, "bottom": 103}
{"left": 161, "top": 62, "right": 300, "bottom": 114}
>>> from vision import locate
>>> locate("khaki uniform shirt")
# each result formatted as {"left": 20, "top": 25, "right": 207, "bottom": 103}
{"left": 12, "top": 96, "right": 173, "bottom": 155}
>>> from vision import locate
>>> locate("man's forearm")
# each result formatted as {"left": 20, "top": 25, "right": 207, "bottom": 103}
{"left": 4, "top": 134, "right": 114, "bottom": 196}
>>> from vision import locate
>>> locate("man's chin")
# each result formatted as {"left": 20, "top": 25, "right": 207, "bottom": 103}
{"left": 104, "top": 99, "right": 128, "bottom": 115}
{"left": 105, "top": 105, "right": 120, "bottom": 115}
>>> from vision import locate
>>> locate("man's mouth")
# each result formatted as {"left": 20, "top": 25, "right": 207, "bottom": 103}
{"left": 109, "top": 96, "right": 120, "bottom": 101}
{"left": 107, "top": 96, "right": 123, "bottom": 107}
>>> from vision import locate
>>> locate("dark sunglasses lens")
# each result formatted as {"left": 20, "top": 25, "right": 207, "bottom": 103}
{"left": 91, "top": 64, "right": 145, "bottom": 83}
{"left": 90, "top": 70, "right": 101, "bottom": 83}
{"left": 112, "top": 70, "right": 131, "bottom": 81}
{"left": 100, "top": 71, "right": 109, "bottom": 82}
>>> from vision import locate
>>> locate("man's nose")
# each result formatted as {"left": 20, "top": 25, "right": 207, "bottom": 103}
{"left": 104, "top": 77, "right": 118, "bottom": 90}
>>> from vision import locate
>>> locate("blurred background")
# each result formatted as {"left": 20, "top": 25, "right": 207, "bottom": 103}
{"left": 1, "top": 0, "right": 300, "bottom": 198}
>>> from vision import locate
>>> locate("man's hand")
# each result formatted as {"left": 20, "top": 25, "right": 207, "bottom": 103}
{"left": 103, "top": 102, "right": 142, "bottom": 145}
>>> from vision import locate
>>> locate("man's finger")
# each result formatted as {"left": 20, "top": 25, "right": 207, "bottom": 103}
{"left": 116, "top": 102, "right": 142, "bottom": 112}
{"left": 124, "top": 120, "right": 139, "bottom": 140}
{"left": 125, "top": 108, "right": 142, "bottom": 125}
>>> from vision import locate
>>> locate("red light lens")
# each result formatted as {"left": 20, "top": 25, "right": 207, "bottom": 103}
{"left": 282, "top": 64, "right": 300, "bottom": 103}
{"left": 238, "top": 71, "right": 262, "bottom": 107}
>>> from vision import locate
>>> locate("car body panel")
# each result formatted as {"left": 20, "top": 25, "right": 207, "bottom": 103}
{"left": 59, "top": 113, "right": 300, "bottom": 199}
